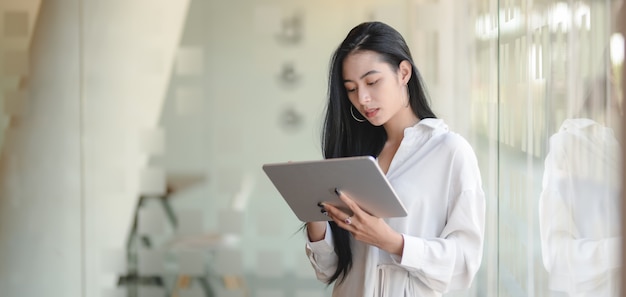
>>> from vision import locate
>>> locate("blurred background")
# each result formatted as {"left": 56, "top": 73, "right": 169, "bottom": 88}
{"left": 0, "top": 0, "right": 623, "bottom": 296}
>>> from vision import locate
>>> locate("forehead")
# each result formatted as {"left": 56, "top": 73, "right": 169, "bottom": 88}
{"left": 342, "top": 50, "right": 390, "bottom": 79}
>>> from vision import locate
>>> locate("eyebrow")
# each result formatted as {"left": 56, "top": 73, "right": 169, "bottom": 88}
{"left": 343, "top": 70, "right": 380, "bottom": 83}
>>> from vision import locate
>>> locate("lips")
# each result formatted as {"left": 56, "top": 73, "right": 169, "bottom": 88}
{"left": 364, "top": 108, "right": 379, "bottom": 118}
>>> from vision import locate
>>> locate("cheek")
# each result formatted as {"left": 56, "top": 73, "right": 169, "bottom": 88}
{"left": 387, "top": 86, "right": 404, "bottom": 103}
{"left": 347, "top": 93, "right": 359, "bottom": 106}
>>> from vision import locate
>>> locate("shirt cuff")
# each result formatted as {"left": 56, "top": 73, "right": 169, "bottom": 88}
{"left": 306, "top": 222, "right": 335, "bottom": 255}
{"left": 390, "top": 234, "right": 424, "bottom": 269}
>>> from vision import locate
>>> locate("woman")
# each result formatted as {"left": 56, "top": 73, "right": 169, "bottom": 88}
{"left": 539, "top": 75, "right": 622, "bottom": 297}
{"left": 305, "top": 21, "right": 485, "bottom": 296}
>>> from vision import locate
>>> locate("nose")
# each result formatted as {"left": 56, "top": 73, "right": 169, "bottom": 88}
{"left": 357, "top": 89, "right": 370, "bottom": 105}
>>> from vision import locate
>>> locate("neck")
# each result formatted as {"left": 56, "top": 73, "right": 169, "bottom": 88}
{"left": 383, "top": 107, "right": 420, "bottom": 143}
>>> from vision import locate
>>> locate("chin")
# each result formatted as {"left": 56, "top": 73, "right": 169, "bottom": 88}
{"left": 368, "top": 120, "right": 385, "bottom": 127}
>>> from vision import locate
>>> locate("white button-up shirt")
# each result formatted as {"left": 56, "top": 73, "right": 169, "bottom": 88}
{"left": 305, "top": 118, "right": 486, "bottom": 297}
{"left": 539, "top": 118, "right": 621, "bottom": 297}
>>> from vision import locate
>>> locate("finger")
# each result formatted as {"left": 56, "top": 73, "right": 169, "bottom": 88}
{"left": 319, "top": 202, "right": 352, "bottom": 226}
{"left": 320, "top": 202, "right": 347, "bottom": 219}
{"left": 336, "top": 190, "right": 365, "bottom": 217}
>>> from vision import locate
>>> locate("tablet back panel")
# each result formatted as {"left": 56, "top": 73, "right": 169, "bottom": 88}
{"left": 262, "top": 156, "right": 407, "bottom": 222}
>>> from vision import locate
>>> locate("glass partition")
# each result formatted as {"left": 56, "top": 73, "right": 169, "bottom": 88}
{"left": 497, "top": 1, "right": 623, "bottom": 296}
{"left": 0, "top": 0, "right": 622, "bottom": 296}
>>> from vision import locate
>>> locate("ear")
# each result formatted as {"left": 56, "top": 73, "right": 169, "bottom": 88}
{"left": 398, "top": 60, "right": 412, "bottom": 85}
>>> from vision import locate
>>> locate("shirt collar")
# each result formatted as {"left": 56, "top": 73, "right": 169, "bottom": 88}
{"left": 403, "top": 118, "right": 448, "bottom": 139}
{"left": 560, "top": 118, "right": 597, "bottom": 131}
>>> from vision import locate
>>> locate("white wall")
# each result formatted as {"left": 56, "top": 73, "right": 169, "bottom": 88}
{"left": 0, "top": 0, "right": 82, "bottom": 296}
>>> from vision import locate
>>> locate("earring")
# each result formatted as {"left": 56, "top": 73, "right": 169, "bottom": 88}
{"left": 405, "top": 85, "right": 410, "bottom": 107}
{"left": 350, "top": 106, "right": 366, "bottom": 122}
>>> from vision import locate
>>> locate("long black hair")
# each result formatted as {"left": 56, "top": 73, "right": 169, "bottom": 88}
{"left": 319, "top": 21, "right": 436, "bottom": 285}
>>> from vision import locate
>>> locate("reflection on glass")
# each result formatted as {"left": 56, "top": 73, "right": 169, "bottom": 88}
{"left": 539, "top": 76, "right": 622, "bottom": 296}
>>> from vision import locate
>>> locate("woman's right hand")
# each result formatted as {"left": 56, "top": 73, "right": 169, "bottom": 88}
{"left": 306, "top": 221, "right": 327, "bottom": 242}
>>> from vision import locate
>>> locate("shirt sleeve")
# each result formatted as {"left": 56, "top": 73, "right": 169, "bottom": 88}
{"left": 390, "top": 139, "right": 486, "bottom": 293}
{"left": 305, "top": 222, "right": 339, "bottom": 282}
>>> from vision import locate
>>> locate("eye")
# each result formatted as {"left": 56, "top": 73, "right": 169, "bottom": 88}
{"left": 366, "top": 79, "right": 380, "bottom": 86}
{"left": 344, "top": 84, "right": 357, "bottom": 93}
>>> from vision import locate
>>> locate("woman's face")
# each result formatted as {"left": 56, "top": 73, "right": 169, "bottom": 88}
{"left": 342, "top": 50, "right": 413, "bottom": 127}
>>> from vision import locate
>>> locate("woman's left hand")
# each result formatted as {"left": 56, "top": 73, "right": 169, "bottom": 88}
{"left": 321, "top": 190, "right": 404, "bottom": 256}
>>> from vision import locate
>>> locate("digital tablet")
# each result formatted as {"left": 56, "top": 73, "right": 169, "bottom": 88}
{"left": 262, "top": 156, "right": 407, "bottom": 222}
